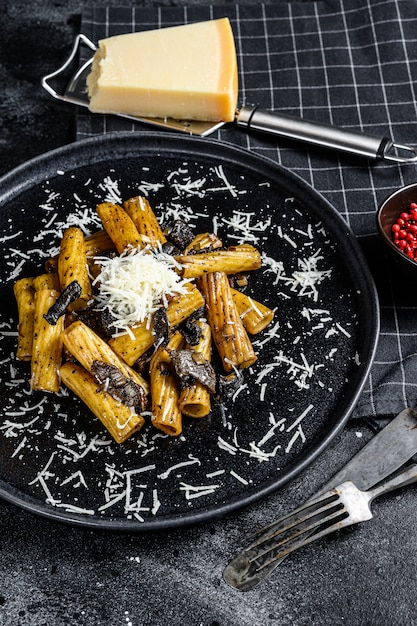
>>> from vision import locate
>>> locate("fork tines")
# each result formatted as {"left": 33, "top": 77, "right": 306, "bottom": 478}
{"left": 246, "top": 491, "right": 349, "bottom": 572}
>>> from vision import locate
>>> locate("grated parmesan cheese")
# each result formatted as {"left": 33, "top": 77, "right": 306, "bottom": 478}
{"left": 93, "top": 246, "right": 189, "bottom": 334}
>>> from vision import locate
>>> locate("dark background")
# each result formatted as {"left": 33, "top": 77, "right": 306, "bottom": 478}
{"left": 1, "top": 2, "right": 417, "bottom": 625}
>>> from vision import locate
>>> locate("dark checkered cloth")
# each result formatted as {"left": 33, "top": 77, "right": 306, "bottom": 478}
{"left": 77, "top": 0, "right": 417, "bottom": 422}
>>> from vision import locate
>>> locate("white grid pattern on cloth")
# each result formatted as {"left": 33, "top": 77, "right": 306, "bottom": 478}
{"left": 77, "top": 0, "right": 417, "bottom": 420}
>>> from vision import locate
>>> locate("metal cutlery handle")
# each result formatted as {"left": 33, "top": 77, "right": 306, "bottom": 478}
{"left": 318, "top": 407, "right": 417, "bottom": 494}
{"left": 369, "top": 462, "right": 417, "bottom": 500}
{"left": 236, "top": 105, "right": 417, "bottom": 163}
{"left": 41, "top": 34, "right": 96, "bottom": 105}
{"left": 223, "top": 463, "right": 417, "bottom": 592}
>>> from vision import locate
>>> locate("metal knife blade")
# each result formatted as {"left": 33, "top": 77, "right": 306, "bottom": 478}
{"left": 317, "top": 407, "right": 417, "bottom": 495}
{"left": 223, "top": 407, "right": 417, "bottom": 591}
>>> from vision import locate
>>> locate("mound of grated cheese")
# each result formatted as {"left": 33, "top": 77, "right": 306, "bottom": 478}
{"left": 93, "top": 247, "right": 188, "bottom": 335}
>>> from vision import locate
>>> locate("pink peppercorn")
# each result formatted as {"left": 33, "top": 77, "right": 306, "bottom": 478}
{"left": 391, "top": 203, "right": 417, "bottom": 261}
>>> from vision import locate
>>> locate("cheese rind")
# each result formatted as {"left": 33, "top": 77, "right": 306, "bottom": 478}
{"left": 87, "top": 18, "right": 238, "bottom": 122}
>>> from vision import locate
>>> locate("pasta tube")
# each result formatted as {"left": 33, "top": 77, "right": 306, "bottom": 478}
{"left": 199, "top": 272, "right": 257, "bottom": 372}
{"left": 62, "top": 320, "right": 149, "bottom": 395}
{"left": 149, "top": 332, "right": 183, "bottom": 436}
{"left": 178, "top": 321, "right": 213, "bottom": 418}
{"left": 183, "top": 232, "right": 223, "bottom": 254}
{"left": 84, "top": 229, "right": 115, "bottom": 256}
{"left": 109, "top": 320, "right": 154, "bottom": 367}
{"left": 109, "top": 282, "right": 204, "bottom": 365}
{"left": 60, "top": 362, "right": 145, "bottom": 443}
{"left": 31, "top": 289, "right": 64, "bottom": 392}
{"left": 13, "top": 277, "right": 35, "bottom": 361}
{"left": 33, "top": 273, "right": 60, "bottom": 292}
{"left": 58, "top": 227, "right": 92, "bottom": 311}
{"left": 96, "top": 202, "right": 146, "bottom": 253}
{"left": 231, "top": 288, "right": 275, "bottom": 334}
{"left": 176, "top": 244, "right": 261, "bottom": 278}
{"left": 44, "top": 230, "right": 115, "bottom": 275}
{"left": 165, "top": 283, "right": 205, "bottom": 326}
{"left": 123, "top": 196, "right": 166, "bottom": 247}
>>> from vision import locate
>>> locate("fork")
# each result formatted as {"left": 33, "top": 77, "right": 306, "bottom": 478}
{"left": 223, "top": 463, "right": 417, "bottom": 591}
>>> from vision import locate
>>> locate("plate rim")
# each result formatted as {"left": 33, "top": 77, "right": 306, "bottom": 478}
{"left": 0, "top": 131, "right": 380, "bottom": 530}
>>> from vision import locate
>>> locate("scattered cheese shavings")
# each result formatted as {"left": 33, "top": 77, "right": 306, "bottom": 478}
{"left": 291, "top": 251, "right": 332, "bottom": 301}
{"left": 217, "top": 437, "right": 238, "bottom": 455}
{"left": 179, "top": 482, "right": 220, "bottom": 500}
{"left": 230, "top": 470, "right": 249, "bottom": 485}
{"left": 257, "top": 414, "right": 286, "bottom": 447}
{"left": 285, "top": 426, "right": 307, "bottom": 453}
{"left": 221, "top": 210, "right": 271, "bottom": 244}
{"left": 0, "top": 231, "right": 23, "bottom": 243}
{"left": 11, "top": 437, "right": 27, "bottom": 458}
{"left": 151, "top": 489, "right": 161, "bottom": 515}
{"left": 60, "top": 471, "right": 88, "bottom": 489}
{"left": 98, "top": 464, "right": 157, "bottom": 517}
{"left": 98, "top": 176, "right": 122, "bottom": 204}
{"left": 286, "top": 404, "right": 314, "bottom": 431}
{"left": 158, "top": 454, "right": 201, "bottom": 479}
{"left": 209, "top": 165, "right": 240, "bottom": 197}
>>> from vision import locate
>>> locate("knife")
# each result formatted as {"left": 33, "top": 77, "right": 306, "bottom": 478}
{"left": 41, "top": 34, "right": 417, "bottom": 165}
{"left": 317, "top": 407, "right": 417, "bottom": 495}
{"left": 223, "top": 407, "right": 417, "bottom": 590}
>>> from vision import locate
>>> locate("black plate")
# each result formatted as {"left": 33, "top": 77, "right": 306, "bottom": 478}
{"left": 0, "top": 132, "right": 379, "bottom": 530}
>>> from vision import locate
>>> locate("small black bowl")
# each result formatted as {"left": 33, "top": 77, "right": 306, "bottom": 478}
{"left": 377, "top": 182, "right": 417, "bottom": 277}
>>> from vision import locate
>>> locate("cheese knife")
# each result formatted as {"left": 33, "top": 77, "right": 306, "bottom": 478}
{"left": 41, "top": 34, "right": 417, "bottom": 165}
{"left": 223, "top": 407, "right": 417, "bottom": 590}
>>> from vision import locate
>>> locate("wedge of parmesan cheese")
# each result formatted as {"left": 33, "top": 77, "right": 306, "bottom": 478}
{"left": 87, "top": 18, "right": 238, "bottom": 122}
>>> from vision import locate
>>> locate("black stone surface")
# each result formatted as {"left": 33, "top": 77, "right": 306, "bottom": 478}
{"left": 1, "top": 1, "right": 417, "bottom": 625}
